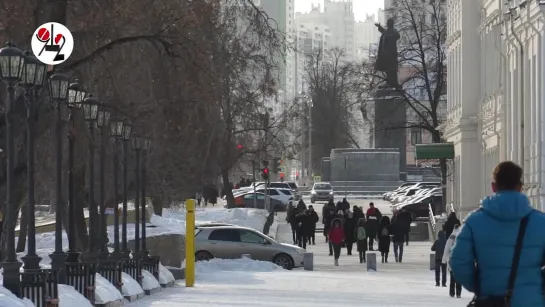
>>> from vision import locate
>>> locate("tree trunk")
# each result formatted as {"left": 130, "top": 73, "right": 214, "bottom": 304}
{"left": 221, "top": 170, "right": 234, "bottom": 208}
{"left": 151, "top": 196, "right": 163, "bottom": 216}
{"left": 16, "top": 202, "right": 28, "bottom": 253}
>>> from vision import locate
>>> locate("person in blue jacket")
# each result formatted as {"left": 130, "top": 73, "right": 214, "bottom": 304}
{"left": 450, "top": 161, "right": 545, "bottom": 306}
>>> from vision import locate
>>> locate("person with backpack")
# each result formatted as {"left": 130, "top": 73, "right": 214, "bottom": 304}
{"left": 442, "top": 223, "right": 462, "bottom": 298}
{"left": 377, "top": 216, "right": 391, "bottom": 263}
{"left": 451, "top": 161, "right": 545, "bottom": 306}
{"left": 354, "top": 217, "right": 367, "bottom": 263}
{"left": 431, "top": 229, "right": 447, "bottom": 287}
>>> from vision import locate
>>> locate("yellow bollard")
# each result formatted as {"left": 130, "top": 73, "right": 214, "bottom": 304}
{"left": 185, "top": 199, "right": 196, "bottom": 287}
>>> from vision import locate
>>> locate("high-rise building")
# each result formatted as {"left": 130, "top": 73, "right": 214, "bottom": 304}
{"left": 354, "top": 14, "right": 380, "bottom": 60}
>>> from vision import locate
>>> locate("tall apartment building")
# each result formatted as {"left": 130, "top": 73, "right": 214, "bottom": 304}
{"left": 354, "top": 14, "right": 380, "bottom": 60}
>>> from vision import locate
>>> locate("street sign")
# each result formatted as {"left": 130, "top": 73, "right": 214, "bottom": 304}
{"left": 313, "top": 175, "right": 321, "bottom": 182}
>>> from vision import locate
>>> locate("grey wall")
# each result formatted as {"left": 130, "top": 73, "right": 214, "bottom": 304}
{"left": 329, "top": 148, "right": 400, "bottom": 181}
{"left": 321, "top": 158, "right": 331, "bottom": 181}
{"left": 374, "top": 89, "right": 407, "bottom": 174}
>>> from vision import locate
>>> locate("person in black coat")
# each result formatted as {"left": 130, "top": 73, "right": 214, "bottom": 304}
{"left": 341, "top": 198, "right": 350, "bottom": 211}
{"left": 343, "top": 210, "right": 355, "bottom": 255}
{"left": 307, "top": 205, "right": 319, "bottom": 245}
{"left": 288, "top": 207, "right": 300, "bottom": 245}
{"left": 377, "top": 216, "right": 392, "bottom": 263}
{"left": 365, "top": 203, "right": 381, "bottom": 250}
{"left": 335, "top": 201, "right": 343, "bottom": 212}
{"left": 323, "top": 200, "right": 336, "bottom": 242}
{"left": 443, "top": 212, "right": 461, "bottom": 238}
{"left": 397, "top": 207, "right": 413, "bottom": 246}
{"left": 353, "top": 205, "right": 365, "bottom": 222}
{"left": 296, "top": 209, "right": 313, "bottom": 249}
{"left": 390, "top": 211, "right": 406, "bottom": 262}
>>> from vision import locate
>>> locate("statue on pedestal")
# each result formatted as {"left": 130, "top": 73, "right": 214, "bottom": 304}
{"left": 374, "top": 18, "right": 400, "bottom": 89}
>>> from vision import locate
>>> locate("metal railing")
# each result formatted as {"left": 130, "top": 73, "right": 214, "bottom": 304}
{"left": 21, "top": 269, "right": 59, "bottom": 307}
{"left": 66, "top": 263, "right": 96, "bottom": 305}
{"left": 122, "top": 258, "right": 142, "bottom": 285}
{"left": 141, "top": 256, "right": 160, "bottom": 281}
{"left": 429, "top": 203, "right": 437, "bottom": 234}
{"left": 97, "top": 261, "right": 123, "bottom": 292}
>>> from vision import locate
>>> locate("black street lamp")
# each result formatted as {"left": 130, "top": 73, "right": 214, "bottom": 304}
{"left": 140, "top": 138, "right": 151, "bottom": 258}
{"left": 109, "top": 119, "right": 124, "bottom": 260}
{"left": 132, "top": 136, "right": 143, "bottom": 257}
{"left": 96, "top": 106, "right": 110, "bottom": 260}
{"left": 66, "top": 80, "right": 86, "bottom": 263}
{"left": 48, "top": 71, "right": 70, "bottom": 283}
{"left": 0, "top": 42, "right": 25, "bottom": 296}
{"left": 20, "top": 51, "right": 47, "bottom": 271}
{"left": 80, "top": 96, "right": 99, "bottom": 263}
{"left": 121, "top": 122, "right": 132, "bottom": 258}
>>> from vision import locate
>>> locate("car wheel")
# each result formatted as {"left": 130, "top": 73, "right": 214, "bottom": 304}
{"left": 273, "top": 253, "right": 294, "bottom": 270}
{"left": 195, "top": 251, "right": 213, "bottom": 261}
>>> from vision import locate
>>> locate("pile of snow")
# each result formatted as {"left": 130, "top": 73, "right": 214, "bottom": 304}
{"left": 158, "top": 263, "right": 175, "bottom": 284}
{"left": 151, "top": 207, "right": 276, "bottom": 236}
{"left": 95, "top": 273, "right": 123, "bottom": 305}
{"left": 195, "top": 258, "right": 284, "bottom": 274}
{"left": 58, "top": 284, "right": 93, "bottom": 307}
{"left": 0, "top": 272, "right": 36, "bottom": 307}
{"left": 121, "top": 272, "right": 144, "bottom": 297}
{"left": 141, "top": 270, "right": 161, "bottom": 291}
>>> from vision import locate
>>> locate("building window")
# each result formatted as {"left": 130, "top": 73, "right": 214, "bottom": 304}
{"left": 411, "top": 128, "right": 422, "bottom": 145}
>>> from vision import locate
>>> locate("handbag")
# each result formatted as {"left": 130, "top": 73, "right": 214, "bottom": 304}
{"left": 467, "top": 215, "right": 529, "bottom": 307}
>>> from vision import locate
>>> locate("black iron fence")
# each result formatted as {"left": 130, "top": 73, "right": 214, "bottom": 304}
{"left": 97, "top": 261, "right": 123, "bottom": 292}
{"left": 66, "top": 263, "right": 96, "bottom": 305}
{"left": 141, "top": 256, "right": 160, "bottom": 281}
{"left": 20, "top": 269, "right": 59, "bottom": 307}
{"left": 122, "top": 258, "right": 142, "bottom": 284}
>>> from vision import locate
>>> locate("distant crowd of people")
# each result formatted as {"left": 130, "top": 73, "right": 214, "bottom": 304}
{"left": 286, "top": 200, "right": 319, "bottom": 249}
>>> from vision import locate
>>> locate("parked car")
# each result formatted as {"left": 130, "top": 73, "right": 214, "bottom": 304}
{"left": 394, "top": 194, "right": 443, "bottom": 219}
{"left": 194, "top": 225, "right": 306, "bottom": 270}
{"left": 383, "top": 182, "right": 419, "bottom": 200}
{"left": 310, "top": 182, "right": 334, "bottom": 204}
{"left": 254, "top": 188, "right": 294, "bottom": 206}
{"left": 233, "top": 192, "right": 287, "bottom": 211}
{"left": 391, "top": 183, "right": 440, "bottom": 203}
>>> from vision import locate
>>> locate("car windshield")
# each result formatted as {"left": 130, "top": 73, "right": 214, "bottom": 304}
{"left": 314, "top": 184, "right": 331, "bottom": 190}
{"left": 269, "top": 183, "right": 289, "bottom": 188}
{"left": 287, "top": 182, "right": 297, "bottom": 190}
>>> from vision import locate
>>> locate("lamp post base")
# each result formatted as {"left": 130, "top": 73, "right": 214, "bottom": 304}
{"left": 21, "top": 254, "right": 42, "bottom": 271}
{"left": 132, "top": 251, "right": 146, "bottom": 260}
{"left": 65, "top": 250, "right": 80, "bottom": 263}
{"left": 1, "top": 260, "right": 22, "bottom": 297}
{"left": 109, "top": 251, "right": 124, "bottom": 262}
{"left": 97, "top": 249, "right": 109, "bottom": 262}
{"left": 49, "top": 251, "right": 67, "bottom": 284}
{"left": 79, "top": 251, "right": 98, "bottom": 264}
{"left": 121, "top": 250, "right": 131, "bottom": 260}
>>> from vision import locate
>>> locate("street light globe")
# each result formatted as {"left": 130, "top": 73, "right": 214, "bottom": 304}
{"left": 97, "top": 109, "right": 111, "bottom": 127}
{"left": 48, "top": 72, "right": 70, "bottom": 101}
{"left": 0, "top": 42, "right": 24, "bottom": 83}
{"left": 68, "top": 80, "right": 86, "bottom": 108}
{"left": 132, "top": 136, "right": 143, "bottom": 150}
{"left": 110, "top": 120, "right": 124, "bottom": 138}
{"left": 122, "top": 123, "right": 132, "bottom": 140}
{"left": 20, "top": 51, "right": 39, "bottom": 87}
{"left": 82, "top": 95, "right": 100, "bottom": 121}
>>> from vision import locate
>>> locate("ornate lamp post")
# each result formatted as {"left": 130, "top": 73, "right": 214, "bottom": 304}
{"left": 20, "top": 51, "right": 47, "bottom": 271}
{"left": 0, "top": 42, "right": 25, "bottom": 295}
{"left": 66, "top": 80, "right": 86, "bottom": 263}
{"left": 48, "top": 71, "right": 70, "bottom": 283}
{"left": 109, "top": 119, "right": 124, "bottom": 260}
{"left": 121, "top": 123, "right": 132, "bottom": 258}
{"left": 140, "top": 138, "right": 151, "bottom": 258}
{"left": 96, "top": 106, "right": 110, "bottom": 260}
{"left": 80, "top": 96, "right": 99, "bottom": 263}
{"left": 132, "top": 136, "right": 143, "bottom": 257}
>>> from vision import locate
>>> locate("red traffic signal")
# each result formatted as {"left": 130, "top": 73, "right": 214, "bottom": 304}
{"left": 263, "top": 167, "right": 269, "bottom": 174}
{"left": 236, "top": 144, "right": 243, "bottom": 150}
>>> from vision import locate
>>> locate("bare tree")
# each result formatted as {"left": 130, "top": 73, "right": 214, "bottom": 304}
{"left": 353, "top": 0, "right": 448, "bottom": 210}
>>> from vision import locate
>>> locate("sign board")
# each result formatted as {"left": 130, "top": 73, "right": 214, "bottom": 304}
{"left": 105, "top": 208, "right": 115, "bottom": 215}
{"left": 313, "top": 175, "right": 321, "bottom": 182}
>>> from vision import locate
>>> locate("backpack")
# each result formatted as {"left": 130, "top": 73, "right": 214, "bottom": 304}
{"left": 357, "top": 227, "right": 366, "bottom": 240}
{"left": 381, "top": 227, "right": 389, "bottom": 236}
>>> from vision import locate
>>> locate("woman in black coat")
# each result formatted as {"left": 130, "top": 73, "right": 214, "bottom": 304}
{"left": 377, "top": 216, "right": 392, "bottom": 263}
{"left": 443, "top": 212, "right": 461, "bottom": 238}
{"left": 343, "top": 211, "right": 355, "bottom": 255}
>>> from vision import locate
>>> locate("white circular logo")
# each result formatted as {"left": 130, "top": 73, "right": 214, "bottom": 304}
{"left": 31, "top": 22, "right": 74, "bottom": 65}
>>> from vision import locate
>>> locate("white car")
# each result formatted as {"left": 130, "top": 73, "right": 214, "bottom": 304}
{"left": 254, "top": 188, "right": 294, "bottom": 205}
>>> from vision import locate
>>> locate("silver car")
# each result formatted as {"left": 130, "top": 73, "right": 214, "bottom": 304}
{"left": 310, "top": 182, "right": 334, "bottom": 203}
{"left": 194, "top": 225, "right": 306, "bottom": 270}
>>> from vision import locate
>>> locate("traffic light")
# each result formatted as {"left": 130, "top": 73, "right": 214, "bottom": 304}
{"left": 272, "top": 157, "right": 281, "bottom": 173}
{"left": 262, "top": 167, "right": 269, "bottom": 180}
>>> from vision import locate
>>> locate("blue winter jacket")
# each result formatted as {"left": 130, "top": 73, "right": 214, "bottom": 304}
{"left": 450, "top": 191, "right": 545, "bottom": 306}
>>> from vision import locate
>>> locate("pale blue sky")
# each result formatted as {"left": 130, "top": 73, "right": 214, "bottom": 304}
{"left": 295, "top": 0, "right": 384, "bottom": 22}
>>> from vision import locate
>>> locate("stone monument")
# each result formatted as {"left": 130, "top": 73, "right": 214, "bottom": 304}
{"left": 374, "top": 18, "right": 400, "bottom": 88}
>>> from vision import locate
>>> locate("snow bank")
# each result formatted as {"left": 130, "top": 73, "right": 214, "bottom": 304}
{"left": 58, "top": 285, "right": 93, "bottom": 307}
{"left": 121, "top": 272, "right": 144, "bottom": 297}
{"left": 141, "top": 270, "right": 161, "bottom": 291}
{"left": 0, "top": 272, "right": 36, "bottom": 307}
{"left": 158, "top": 263, "right": 175, "bottom": 285}
{"left": 195, "top": 258, "right": 284, "bottom": 274}
{"left": 95, "top": 273, "right": 123, "bottom": 304}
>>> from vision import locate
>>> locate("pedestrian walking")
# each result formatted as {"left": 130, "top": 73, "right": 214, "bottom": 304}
{"left": 288, "top": 207, "right": 299, "bottom": 245}
{"left": 344, "top": 210, "right": 355, "bottom": 255}
{"left": 328, "top": 218, "right": 345, "bottom": 266}
{"left": 196, "top": 191, "right": 202, "bottom": 207}
{"left": 296, "top": 199, "right": 307, "bottom": 211}
{"left": 377, "top": 216, "right": 391, "bottom": 263}
{"left": 296, "top": 209, "right": 313, "bottom": 249}
{"left": 451, "top": 161, "right": 545, "bottom": 306}
{"left": 442, "top": 223, "right": 461, "bottom": 298}
{"left": 365, "top": 202, "right": 381, "bottom": 250}
{"left": 323, "top": 200, "right": 336, "bottom": 243}
{"left": 307, "top": 205, "right": 319, "bottom": 245}
{"left": 397, "top": 207, "right": 412, "bottom": 245}
{"left": 443, "top": 211, "right": 460, "bottom": 238}
{"left": 431, "top": 230, "right": 447, "bottom": 287}
{"left": 391, "top": 211, "right": 405, "bottom": 263}
{"left": 354, "top": 217, "right": 367, "bottom": 263}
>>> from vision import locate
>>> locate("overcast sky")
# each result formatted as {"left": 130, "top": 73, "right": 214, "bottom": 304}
{"left": 295, "top": 0, "right": 384, "bottom": 22}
